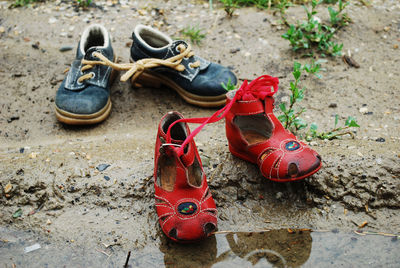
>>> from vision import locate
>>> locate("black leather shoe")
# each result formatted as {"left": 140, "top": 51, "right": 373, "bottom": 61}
{"left": 55, "top": 24, "right": 117, "bottom": 125}
{"left": 130, "top": 25, "right": 237, "bottom": 107}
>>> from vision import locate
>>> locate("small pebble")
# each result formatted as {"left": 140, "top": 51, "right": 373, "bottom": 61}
{"left": 7, "top": 116, "right": 19, "bottom": 123}
{"left": 48, "top": 17, "right": 57, "bottom": 24}
{"left": 329, "top": 103, "right": 337, "bottom": 108}
{"left": 24, "top": 243, "right": 41, "bottom": 253}
{"left": 32, "top": 42, "right": 39, "bottom": 49}
{"left": 96, "top": 164, "right": 110, "bottom": 171}
{"left": 4, "top": 182, "right": 12, "bottom": 194}
{"left": 104, "top": 175, "right": 111, "bottom": 181}
{"left": 375, "top": 137, "right": 385, "bottom": 142}
{"left": 359, "top": 107, "right": 368, "bottom": 114}
{"left": 59, "top": 46, "right": 73, "bottom": 52}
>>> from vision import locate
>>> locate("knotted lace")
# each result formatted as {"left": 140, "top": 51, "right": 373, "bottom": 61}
{"left": 78, "top": 43, "right": 200, "bottom": 84}
{"left": 166, "top": 75, "right": 279, "bottom": 156}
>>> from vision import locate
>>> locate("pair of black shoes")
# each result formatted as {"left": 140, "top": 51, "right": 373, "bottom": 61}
{"left": 55, "top": 24, "right": 237, "bottom": 125}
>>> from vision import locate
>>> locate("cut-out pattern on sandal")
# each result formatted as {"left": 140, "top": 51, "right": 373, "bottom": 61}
{"left": 273, "top": 157, "right": 282, "bottom": 169}
{"left": 288, "top": 163, "right": 299, "bottom": 177}
{"left": 260, "top": 148, "right": 276, "bottom": 161}
{"left": 160, "top": 215, "right": 170, "bottom": 222}
{"left": 234, "top": 113, "right": 273, "bottom": 145}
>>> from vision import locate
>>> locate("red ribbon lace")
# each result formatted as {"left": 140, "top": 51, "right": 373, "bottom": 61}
{"left": 166, "top": 75, "right": 279, "bottom": 156}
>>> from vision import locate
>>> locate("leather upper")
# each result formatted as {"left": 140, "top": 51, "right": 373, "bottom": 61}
{"left": 56, "top": 28, "right": 114, "bottom": 115}
{"left": 130, "top": 29, "right": 237, "bottom": 97}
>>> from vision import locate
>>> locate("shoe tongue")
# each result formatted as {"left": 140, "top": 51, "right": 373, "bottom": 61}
{"left": 167, "top": 40, "right": 188, "bottom": 56}
{"left": 84, "top": 46, "right": 109, "bottom": 60}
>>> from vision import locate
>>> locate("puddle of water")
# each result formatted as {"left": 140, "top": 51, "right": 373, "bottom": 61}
{"left": 1, "top": 228, "right": 398, "bottom": 267}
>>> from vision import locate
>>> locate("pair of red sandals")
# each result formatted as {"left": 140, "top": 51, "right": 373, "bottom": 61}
{"left": 154, "top": 75, "right": 322, "bottom": 243}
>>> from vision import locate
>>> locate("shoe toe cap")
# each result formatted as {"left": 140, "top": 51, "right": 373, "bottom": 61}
{"left": 163, "top": 213, "right": 217, "bottom": 242}
{"left": 56, "top": 85, "right": 109, "bottom": 115}
{"left": 192, "top": 63, "right": 237, "bottom": 96}
{"left": 260, "top": 147, "right": 322, "bottom": 181}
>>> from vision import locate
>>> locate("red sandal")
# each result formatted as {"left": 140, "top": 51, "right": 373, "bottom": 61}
{"left": 224, "top": 75, "right": 322, "bottom": 182}
{"left": 154, "top": 112, "right": 217, "bottom": 242}
{"left": 163, "top": 75, "right": 321, "bottom": 183}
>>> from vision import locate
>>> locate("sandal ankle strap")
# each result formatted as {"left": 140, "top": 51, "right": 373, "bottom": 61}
{"left": 166, "top": 75, "right": 279, "bottom": 156}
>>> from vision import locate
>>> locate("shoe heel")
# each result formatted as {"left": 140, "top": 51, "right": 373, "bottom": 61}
{"left": 132, "top": 71, "right": 162, "bottom": 88}
{"left": 228, "top": 143, "right": 257, "bottom": 164}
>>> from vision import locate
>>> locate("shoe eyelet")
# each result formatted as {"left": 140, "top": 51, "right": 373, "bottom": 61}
{"left": 91, "top": 51, "right": 98, "bottom": 58}
{"left": 188, "top": 63, "right": 194, "bottom": 69}
{"left": 77, "top": 80, "right": 83, "bottom": 86}
{"left": 89, "top": 72, "right": 95, "bottom": 79}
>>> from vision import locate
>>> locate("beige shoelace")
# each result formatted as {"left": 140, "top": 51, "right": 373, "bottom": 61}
{"left": 77, "top": 43, "right": 200, "bottom": 84}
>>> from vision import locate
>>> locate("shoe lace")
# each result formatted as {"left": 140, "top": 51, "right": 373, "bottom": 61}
{"left": 79, "top": 43, "right": 200, "bottom": 83}
{"left": 166, "top": 75, "right": 279, "bottom": 156}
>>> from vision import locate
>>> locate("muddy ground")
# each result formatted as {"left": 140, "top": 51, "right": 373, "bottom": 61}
{"left": 0, "top": 0, "right": 399, "bottom": 262}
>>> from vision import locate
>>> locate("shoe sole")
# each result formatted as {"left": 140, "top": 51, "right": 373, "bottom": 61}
{"left": 55, "top": 67, "right": 118, "bottom": 125}
{"left": 130, "top": 65, "right": 227, "bottom": 108}
{"left": 228, "top": 144, "right": 322, "bottom": 182}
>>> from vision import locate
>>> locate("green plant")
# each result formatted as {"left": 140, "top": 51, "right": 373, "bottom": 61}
{"left": 213, "top": 0, "right": 309, "bottom": 11}
{"left": 9, "top": 0, "right": 37, "bottom": 8}
{"left": 281, "top": 0, "right": 345, "bottom": 57}
{"left": 328, "top": 0, "right": 351, "bottom": 28}
{"left": 77, "top": 0, "right": 92, "bottom": 7}
{"left": 221, "top": 78, "right": 236, "bottom": 91}
{"left": 302, "top": 58, "right": 326, "bottom": 78}
{"left": 220, "top": 0, "right": 239, "bottom": 17}
{"left": 181, "top": 25, "right": 206, "bottom": 45}
{"left": 275, "top": 0, "right": 292, "bottom": 25}
{"left": 278, "top": 61, "right": 308, "bottom": 133}
{"left": 279, "top": 61, "right": 360, "bottom": 140}
{"left": 306, "top": 115, "right": 359, "bottom": 141}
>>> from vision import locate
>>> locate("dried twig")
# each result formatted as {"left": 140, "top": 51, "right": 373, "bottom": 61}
{"left": 124, "top": 251, "right": 131, "bottom": 268}
{"left": 212, "top": 229, "right": 271, "bottom": 235}
{"left": 96, "top": 248, "right": 111, "bottom": 257}
{"left": 354, "top": 230, "right": 399, "bottom": 238}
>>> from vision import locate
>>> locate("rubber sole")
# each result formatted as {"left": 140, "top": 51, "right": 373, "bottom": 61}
{"left": 132, "top": 69, "right": 227, "bottom": 108}
{"left": 55, "top": 98, "right": 112, "bottom": 125}
{"left": 228, "top": 144, "right": 322, "bottom": 182}
{"left": 55, "top": 67, "right": 118, "bottom": 125}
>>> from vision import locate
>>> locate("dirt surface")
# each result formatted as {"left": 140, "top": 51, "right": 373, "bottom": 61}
{"left": 0, "top": 0, "right": 399, "bottom": 259}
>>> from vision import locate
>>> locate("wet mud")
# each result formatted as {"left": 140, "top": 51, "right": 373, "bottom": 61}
{"left": 0, "top": 0, "right": 399, "bottom": 265}
{"left": 1, "top": 227, "right": 399, "bottom": 267}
